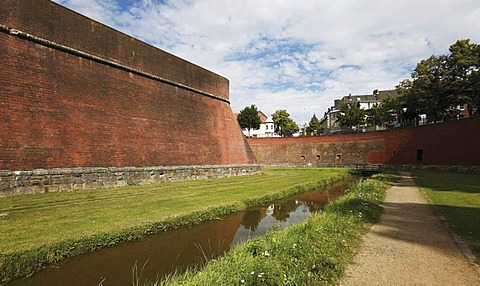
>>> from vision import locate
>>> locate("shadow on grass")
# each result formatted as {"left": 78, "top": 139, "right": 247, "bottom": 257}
{"left": 432, "top": 204, "right": 480, "bottom": 260}
{"left": 410, "top": 171, "right": 480, "bottom": 195}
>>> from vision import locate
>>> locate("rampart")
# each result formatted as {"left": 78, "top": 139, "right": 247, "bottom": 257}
{"left": 248, "top": 117, "right": 480, "bottom": 168}
{"left": 0, "top": 0, "right": 258, "bottom": 196}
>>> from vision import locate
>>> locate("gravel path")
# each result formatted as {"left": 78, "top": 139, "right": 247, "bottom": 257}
{"left": 339, "top": 172, "right": 480, "bottom": 285}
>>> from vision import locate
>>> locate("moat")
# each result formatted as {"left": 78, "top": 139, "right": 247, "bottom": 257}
{"left": 9, "top": 179, "right": 354, "bottom": 286}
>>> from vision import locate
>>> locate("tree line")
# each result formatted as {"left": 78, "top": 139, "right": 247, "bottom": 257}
{"left": 338, "top": 39, "right": 479, "bottom": 130}
{"left": 237, "top": 105, "right": 304, "bottom": 137}
{"left": 238, "top": 39, "right": 479, "bottom": 135}
{"left": 237, "top": 105, "right": 323, "bottom": 137}
{"left": 336, "top": 94, "right": 401, "bottom": 130}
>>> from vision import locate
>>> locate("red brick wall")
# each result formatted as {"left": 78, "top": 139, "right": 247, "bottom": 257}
{"left": 248, "top": 117, "right": 480, "bottom": 166}
{"left": 369, "top": 117, "right": 480, "bottom": 166}
{"left": 0, "top": 0, "right": 228, "bottom": 100}
{"left": 0, "top": 0, "right": 255, "bottom": 170}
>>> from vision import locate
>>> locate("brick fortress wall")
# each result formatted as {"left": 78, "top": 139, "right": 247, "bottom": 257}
{"left": 248, "top": 117, "right": 480, "bottom": 168}
{"left": 0, "top": 0, "right": 258, "bottom": 195}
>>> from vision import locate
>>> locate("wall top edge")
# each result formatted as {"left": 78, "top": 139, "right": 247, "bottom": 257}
{"left": 0, "top": 0, "right": 229, "bottom": 100}
{"left": 0, "top": 24, "right": 230, "bottom": 104}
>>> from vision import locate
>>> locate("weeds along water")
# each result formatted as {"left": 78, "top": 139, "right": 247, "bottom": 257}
{"left": 7, "top": 177, "right": 357, "bottom": 286}
{"left": 2, "top": 168, "right": 352, "bottom": 285}
{"left": 154, "top": 175, "right": 390, "bottom": 285}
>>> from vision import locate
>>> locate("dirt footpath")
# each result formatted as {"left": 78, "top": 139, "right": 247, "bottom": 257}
{"left": 339, "top": 172, "right": 480, "bottom": 285}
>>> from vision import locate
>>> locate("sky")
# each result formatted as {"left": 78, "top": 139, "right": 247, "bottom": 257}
{"left": 53, "top": 0, "right": 480, "bottom": 125}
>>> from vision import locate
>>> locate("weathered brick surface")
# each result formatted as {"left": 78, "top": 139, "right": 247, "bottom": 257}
{"left": 0, "top": 0, "right": 228, "bottom": 99}
{"left": 0, "top": 0, "right": 256, "bottom": 171}
{"left": 248, "top": 117, "right": 480, "bottom": 167}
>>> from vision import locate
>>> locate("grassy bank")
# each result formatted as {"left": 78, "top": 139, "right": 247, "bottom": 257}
{"left": 411, "top": 170, "right": 480, "bottom": 261}
{"left": 0, "top": 168, "right": 349, "bottom": 283}
{"left": 155, "top": 174, "right": 392, "bottom": 285}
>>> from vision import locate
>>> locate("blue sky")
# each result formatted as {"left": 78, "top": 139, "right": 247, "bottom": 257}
{"left": 54, "top": 0, "right": 480, "bottom": 125}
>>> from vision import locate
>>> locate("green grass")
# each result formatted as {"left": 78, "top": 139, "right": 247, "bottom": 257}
{"left": 153, "top": 174, "right": 392, "bottom": 285}
{"left": 0, "top": 167, "right": 350, "bottom": 283}
{"left": 411, "top": 169, "right": 480, "bottom": 261}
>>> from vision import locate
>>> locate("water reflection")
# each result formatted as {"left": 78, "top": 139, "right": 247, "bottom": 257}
{"left": 9, "top": 179, "right": 352, "bottom": 286}
{"left": 231, "top": 188, "right": 340, "bottom": 247}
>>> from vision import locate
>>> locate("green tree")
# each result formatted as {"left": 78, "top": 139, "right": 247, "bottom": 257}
{"left": 306, "top": 114, "right": 322, "bottom": 135}
{"left": 397, "top": 55, "right": 454, "bottom": 122}
{"left": 367, "top": 95, "right": 401, "bottom": 128}
{"left": 397, "top": 39, "right": 480, "bottom": 123}
{"left": 284, "top": 119, "right": 300, "bottom": 137}
{"left": 397, "top": 78, "right": 420, "bottom": 123}
{"left": 272, "top": 109, "right": 299, "bottom": 137}
{"left": 337, "top": 102, "right": 365, "bottom": 130}
{"left": 446, "top": 39, "right": 480, "bottom": 116}
{"left": 237, "top": 105, "right": 261, "bottom": 137}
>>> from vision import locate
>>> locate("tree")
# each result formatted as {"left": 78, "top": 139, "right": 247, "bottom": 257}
{"left": 397, "top": 79, "right": 421, "bottom": 123}
{"left": 446, "top": 39, "right": 480, "bottom": 116}
{"left": 284, "top": 119, "right": 300, "bottom": 137}
{"left": 271, "top": 109, "right": 299, "bottom": 137}
{"left": 337, "top": 102, "right": 365, "bottom": 130}
{"left": 367, "top": 95, "right": 401, "bottom": 128}
{"left": 397, "top": 55, "right": 456, "bottom": 122}
{"left": 396, "top": 39, "right": 480, "bottom": 123}
{"left": 306, "top": 114, "right": 322, "bottom": 135}
{"left": 237, "top": 105, "right": 261, "bottom": 137}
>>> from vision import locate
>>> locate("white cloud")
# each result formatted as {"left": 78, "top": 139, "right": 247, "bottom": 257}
{"left": 54, "top": 0, "right": 480, "bottom": 123}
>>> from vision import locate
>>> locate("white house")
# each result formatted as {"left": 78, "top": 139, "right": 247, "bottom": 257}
{"left": 236, "top": 111, "right": 276, "bottom": 138}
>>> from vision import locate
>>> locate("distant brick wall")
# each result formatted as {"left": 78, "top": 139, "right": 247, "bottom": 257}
{"left": 248, "top": 117, "right": 480, "bottom": 167}
{"left": 0, "top": 0, "right": 256, "bottom": 172}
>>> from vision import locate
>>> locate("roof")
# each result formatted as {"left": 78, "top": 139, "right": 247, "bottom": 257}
{"left": 257, "top": 111, "right": 268, "bottom": 123}
{"left": 234, "top": 110, "right": 270, "bottom": 123}
{"left": 336, "top": 89, "right": 400, "bottom": 108}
